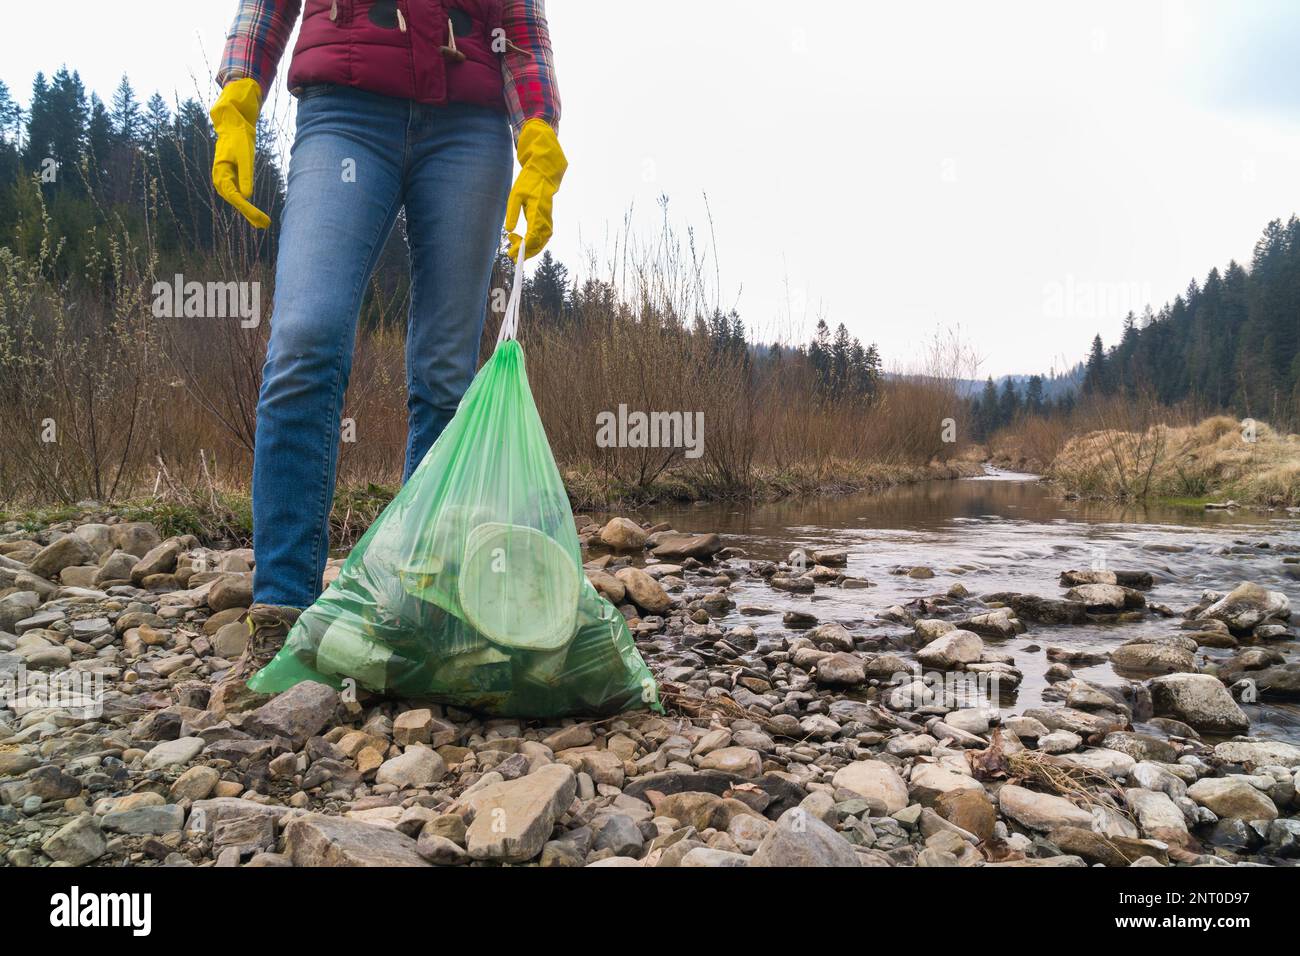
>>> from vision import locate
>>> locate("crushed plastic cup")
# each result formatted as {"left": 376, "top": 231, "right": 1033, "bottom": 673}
{"left": 458, "top": 522, "right": 581, "bottom": 651}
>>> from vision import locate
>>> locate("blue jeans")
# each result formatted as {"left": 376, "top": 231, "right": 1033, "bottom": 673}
{"left": 252, "top": 85, "right": 512, "bottom": 608}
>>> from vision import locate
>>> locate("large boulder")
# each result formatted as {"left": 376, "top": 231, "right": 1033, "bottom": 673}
{"left": 651, "top": 532, "right": 723, "bottom": 560}
{"left": 94, "top": 550, "right": 138, "bottom": 586}
{"left": 997, "top": 784, "right": 1093, "bottom": 831}
{"left": 1148, "top": 673, "right": 1249, "bottom": 734}
{"left": 832, "top": 760, "right": 908, "bottom": 813}
{"left": 814, "top": 652, "right": 866, "bottom": 687}
{"left": 1049, "top": 826, "right": 1167, "bottom": 866}
{"left": 916, "top": 630, "right": 983, "bottom": 669}
{"left": 1186, "top": 777, "right": 1278, "bottom": 821}
{"left": 614, "top": 566, "right": 673, "bottom": 614}
{"left": 284, "top": 814, "right": 431, "bottom": 866}
{"left": 463, "top": 764, "right": 578, "bottom": 863}
{"left": 909, "top": 764, "right": 984, "bottom": 805}
{"left": 242, "top": 681, "right": 340, "bottom": 748}
{"left": 28, "top": 535, "right": 97, "bottom": 580}
{"left": 695, "top": 747, "right": 762, "bottom": 778}
{"left": 208, "top": 574, "right": 253, "bottom": 612}
{"left": 597, "top": 517, "right": 647, "bottom": 551}
{"left": 131, "top": 539, "right": 182, "bottom": 585}
{"left": 1199, "top": 582, "right": 1290, "bottom": 632}
{"left": 585, "top": 569, "right": 626, "bottom": 604}
{"left": 41, "top": 814, "right": 107, "bottom": 865}
{"left": 376, "top": 748, "right": 447, "bottom": 789}
{"left": 749, "top": 807, "right": 860, "bottom": 867}
{"left": 111, "top": 521, "right": 162, "bottom": 558}
{"left": 1212, "top": 739, "right": 1300, "bottom": 769}
{"left": 1124, "top": 788, "right": 1189, "bottom": 844}
{"left": 1064, "top": 583, "right": 1145, "bottom": 612}
{"left": 1110, "top": 641, "right": 1196, "bottom": 673}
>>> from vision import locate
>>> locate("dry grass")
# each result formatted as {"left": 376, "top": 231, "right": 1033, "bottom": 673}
{"left": 1046, "top": 413, "right": 1300, "bottom": 506}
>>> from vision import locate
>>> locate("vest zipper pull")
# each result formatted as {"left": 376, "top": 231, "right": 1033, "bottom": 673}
{"left": 396, "top": 7, "right": 407, "bottom": 32}
{"left": 329, "top": 0, "right": 338, "bottom": 21}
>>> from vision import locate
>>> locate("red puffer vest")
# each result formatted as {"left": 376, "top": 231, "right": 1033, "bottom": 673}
{"left": 287, "top": 0, "right": 506, "bottom": 110}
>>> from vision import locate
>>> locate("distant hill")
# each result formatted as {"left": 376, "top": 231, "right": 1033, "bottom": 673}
{"left": 955, "top": 364, "right": 1084, "bottom": 400}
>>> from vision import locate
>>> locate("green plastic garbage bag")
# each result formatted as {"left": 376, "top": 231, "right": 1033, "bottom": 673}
{"left": 248, "top": 253, "right": 660, "bottom": 718}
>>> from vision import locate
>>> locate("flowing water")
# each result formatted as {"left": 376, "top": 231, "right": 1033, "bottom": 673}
{"left": 644, "top": 468, "right": 1300, "bottom": 744}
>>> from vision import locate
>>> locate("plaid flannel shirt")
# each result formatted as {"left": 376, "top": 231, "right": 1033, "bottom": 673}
{"left": 216, "top": 0, "right": 560, "bottom": 133}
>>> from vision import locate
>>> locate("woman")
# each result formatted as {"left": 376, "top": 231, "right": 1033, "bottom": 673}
{"left": 207, "top": 0, "right": 566, "bottom": 712}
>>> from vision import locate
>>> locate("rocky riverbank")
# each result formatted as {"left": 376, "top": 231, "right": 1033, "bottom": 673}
{"left": 1, "top": 510, "right": 1297, "bottom": 868}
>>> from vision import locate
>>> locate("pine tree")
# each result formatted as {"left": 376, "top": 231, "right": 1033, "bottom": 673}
{"left": 830, "top": 323, "right": 852, "bottom": 396}
{"left": 1082, "top": 334, "right": 1108, "bottom": 395}
{"left": 524, "top": 249, "right": 569, "bottom": 320}
{"left": 809, "top": 319, "right": 831, "bottom": 390}
{"left": 1024, "top": 374, "right": 1044, "bottom": 414}
{"left": 978, "top": 377, "right": 999, "bottom": 437}
{"left": 143, "top": 92, "right": 171, "bottom": 145}
{"left": 24, "top": 67, "right": 88, "bottom": 192}
{"left": 85, "top": 94, "right": 113, "bottom": 189}
{"left": 998, "top": 378, "right": 1020, "bottom": 424}
{"left": 111, "top": 75, "right": 142, "bottom": 145}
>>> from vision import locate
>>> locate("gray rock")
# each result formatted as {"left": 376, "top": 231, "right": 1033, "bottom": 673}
{"left": 651, "top": 532, "right": 723, "bottom": 560}
{"left": 142, "top": 736, "right": 205, "bottom": 769}
{"left": 29, "top": 535, "right": 98, "bottom": 580}
{"left": 1212, "top": 739, "right": 1300, "bottom": 769}
{"left": 749, "top": 807, "right": 860, "bottom": 867}
{"left": 592, "top": 813, "right": 644, "bottom": 857}
{"left": 112, "top": 522, "right": 162, "bottom": 558}
{"left": 1149, "top": 674, "right": 1249, "bottom": 734}
{"left": 916, "top": 630, "right": 983, "bottom": 668}
{"left": 998, "top": 784, "right": 1093, "bottom": 831}
{"left": 131, "top": 539, "right": 182, "bottom": 585}
{"left": 463, "top": 764, "right": 577, "bottom": 863}
{"left": 416, "top": 832, "right": 470, "bottom": 865}
{"left": 284, "top": 813, "right": 431, "bottom": 866}
{"left": 243, "top": 681, "right": 339, "bottom": 748}
{"left": 832, "top": 760, "right": 909, "bottom": 813}
{"left": 814, "top": 652, "right": 866, "bottom": 687}
{"left": 681, "top": 847, "right": 749, "bottom": 867}
{"left": 41, "top": 814, "right": 107, "bottom": 865}
{"left": 102, "top": 804, "right": 186, "bottom": 835}
{"left": 1186, "top": 777, "right": 1278, "bottom": 821}
{"left": 1199, "top": 582, "right": 1290, "bottom": 632}
{"left": 376, "top": 748, "right": 447, "bottom": 789}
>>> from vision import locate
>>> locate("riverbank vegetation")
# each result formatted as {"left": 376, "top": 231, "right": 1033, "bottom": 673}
{"left": 1041, "top": 415, "right": 1300, "bottom": 508}
{"left": 0, "top": 70, "right": 980, "bottom": 513}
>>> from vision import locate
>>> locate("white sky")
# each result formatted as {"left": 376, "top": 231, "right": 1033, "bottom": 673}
{"left": 4, "top": 0, "right": 1299, "bottom": 377}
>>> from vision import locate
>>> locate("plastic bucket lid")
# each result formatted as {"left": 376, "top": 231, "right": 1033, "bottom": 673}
{"left": 458, "top": 522, "right": 581, "bottom": 651}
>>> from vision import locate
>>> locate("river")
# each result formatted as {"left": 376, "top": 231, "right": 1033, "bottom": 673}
{"left": 643, "top": 468, "right": 1300, "bottom": 744}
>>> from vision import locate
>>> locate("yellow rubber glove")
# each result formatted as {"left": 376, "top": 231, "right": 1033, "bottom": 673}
{"left": 505, "top": 118, "right": 568, "bottom": 260}
{"left": 210, "top": 78, "right": 271, "bottom": 229}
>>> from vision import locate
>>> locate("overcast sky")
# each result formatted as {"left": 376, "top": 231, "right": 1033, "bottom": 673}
{"left": 4, "top": 1, "right": 1299, "bottom": 377}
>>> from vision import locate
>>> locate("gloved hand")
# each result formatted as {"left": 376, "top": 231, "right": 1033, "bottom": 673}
{"left": 505, "top": 118, "right": 568, "bottom": 260}
{"left": 210, "top": 78, "right": 271, "bottom": 229}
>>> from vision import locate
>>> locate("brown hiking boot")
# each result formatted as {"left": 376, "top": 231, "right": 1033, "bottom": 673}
{"left": 209, "top": 603, "right": 301, "bottom": 715}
